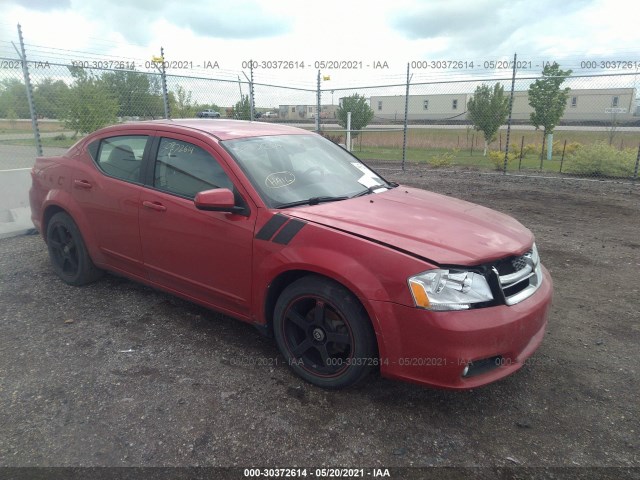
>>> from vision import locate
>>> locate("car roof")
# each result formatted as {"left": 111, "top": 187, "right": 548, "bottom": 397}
{"left": 119, "top": 119, "right": 313, "bottom": 141}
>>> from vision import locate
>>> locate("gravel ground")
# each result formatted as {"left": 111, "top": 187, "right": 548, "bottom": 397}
{"left": 0, "top": 168, "right": 638, "bottom": 477}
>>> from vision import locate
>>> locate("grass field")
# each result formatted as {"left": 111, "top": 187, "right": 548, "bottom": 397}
{"left": 0, "top": 119, "right": 66, "bottom": 134}
{"left": 336, "top": 127, "right": 640, "bottom": 173}
{"left": 354, "top": 146, "right": 569, "bottom": 172}
{"left": 345, "top": 127, "right": 640, "bottom": 151}
{"left": 2, "top": 124, "right": 638, "bottom": 175}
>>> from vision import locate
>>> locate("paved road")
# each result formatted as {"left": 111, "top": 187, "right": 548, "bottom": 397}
{"left": 0, "top": 131, "right": 75, "bottom": 141}
{"left": 0, "top": 131, "right": 75, "bottom": 170}
{"left": 0, "top": 144, "right": 67, "bottom": 170}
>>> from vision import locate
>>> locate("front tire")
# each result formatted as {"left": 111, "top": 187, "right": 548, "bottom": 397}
{"left": 274, "top": 276, "right": 377, "bottom": 389}
{"left": 46, "top": 212, "right": 103, "bottom": 286}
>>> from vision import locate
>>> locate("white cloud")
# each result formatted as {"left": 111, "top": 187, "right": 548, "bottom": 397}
{"left": 2, "top": 0, "right": 638, "bottom": 92}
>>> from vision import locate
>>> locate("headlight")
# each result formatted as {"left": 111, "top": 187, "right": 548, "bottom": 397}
{"left": 408, "top": 269, "right": 493, "bottom": 311}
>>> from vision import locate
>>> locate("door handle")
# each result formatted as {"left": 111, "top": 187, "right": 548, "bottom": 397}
{"left": 74, "top": 179, "right": 92, "bottom": 189}
{"left": 142, "top": 200, "right": 167, "bottom": 212}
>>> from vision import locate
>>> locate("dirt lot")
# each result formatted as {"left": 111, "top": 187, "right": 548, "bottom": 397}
{"left": 0, "top": 169, "right": 638, "bottom": 477}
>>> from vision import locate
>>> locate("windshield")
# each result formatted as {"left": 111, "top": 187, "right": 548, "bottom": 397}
{"left": 222, "top": 134, "right": 388, "bottom": 208}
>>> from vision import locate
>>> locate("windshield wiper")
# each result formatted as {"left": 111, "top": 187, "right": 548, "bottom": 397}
{"left": 276, "top": 195, "right": 349, "bottom": 209}
{"left": 352, "top": 184, "right": 390, "bottom": 197}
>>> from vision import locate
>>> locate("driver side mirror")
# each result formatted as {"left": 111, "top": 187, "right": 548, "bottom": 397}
{"left": 194, "top": 188, "right": 246, "bottom": 215}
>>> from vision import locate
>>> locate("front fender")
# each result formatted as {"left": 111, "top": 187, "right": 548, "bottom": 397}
{"left": 252, "top": 220, "right": 436, "bottom": 359}
{"left": 266, "top": 245, "right": 389, "bottom": 306}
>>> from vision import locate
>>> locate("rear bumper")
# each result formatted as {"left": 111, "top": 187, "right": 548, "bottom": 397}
{"left": 371, "top": 266, "right": 553, "bottom": 389}
{"left": 28, "top": 182, "right": 42, "bottom": 234}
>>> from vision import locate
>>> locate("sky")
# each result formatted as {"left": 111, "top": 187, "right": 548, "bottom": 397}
{"left": 1, "top": 0, "right": 639, "bottom": 105}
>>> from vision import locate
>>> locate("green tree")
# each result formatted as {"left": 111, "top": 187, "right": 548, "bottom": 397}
{"left": 0, "top": 79, "right": 30, "bottom": 118}
{"left": 467, "top": 83, "right": 510, "bottom": 156}
{"left": 231, "top": 95, "right": 251, "bottom": 120}
{"left": 528, "top": 62, "right": 572, "bottom": 160}
{"left": 102, "top": 70, "right": 159, "bottom": 118}
{"left": 7, "top": 107, "right": 17, "bottom": 129}
{"left": 170, "top": 85, "right": 199, "bottom": 118}
{"left": 336, "top": 94, "right": 374, "bottom": 138}
{"left": 62, "top": 67, "right": 118, "bottom": 136}
{"left": 33, "top": 78, "right": 69, "bottom": 119}
{"left": 146, "top": 75, "right": 167, "bottom": 119}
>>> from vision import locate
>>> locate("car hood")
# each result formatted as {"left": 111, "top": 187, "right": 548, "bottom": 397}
{"left": 286, "top": 186, "right": 533, "bottom": 265}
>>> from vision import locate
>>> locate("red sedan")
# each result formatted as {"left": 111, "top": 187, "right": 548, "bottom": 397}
{"left": 29, "top": 119, "right": 552, "bottom": 389}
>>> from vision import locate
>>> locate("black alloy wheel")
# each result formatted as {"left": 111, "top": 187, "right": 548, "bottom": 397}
{"left": 274, "top": 276, "right": 377, "bottom": 389}
{"left": 46, "top": 212, "right": 103, "bottom": 286}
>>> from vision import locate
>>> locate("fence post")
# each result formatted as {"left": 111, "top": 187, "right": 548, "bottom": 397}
{"left": 503, "top": 53, "right": 517, "bottom": 175}
{"left": 249, "top": 61, "right": 255, "bottom": 121}
{"left": 559, "top": 139, "right": 567, "bottom": 173}
{"left": 14, "top": 24, "right": 42, "bottom": 157}
{"left": 401, "top": 62, "right": 410, "bottom": 172}
{"left": 160, "top": 46, "right": 170, "bottom": 119}
{"left": 633, "top": 144, "right": 640, "bottom": 184}
{"left": 539, "top": 133, "right": 546, "bottom": 170}
{"left": 316, "top": 70, "right": 321, "bottom": 133}
{"left": 346, "top": 112, "right": 351, "bottom": 152}
{"left": 518, "top": 136, "right": 524, "bottom": 171}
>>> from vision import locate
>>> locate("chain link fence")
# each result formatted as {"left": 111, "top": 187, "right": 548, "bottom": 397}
{"left": 1, "top": 29, "right": 639, "bottom": 182}
{"left": 389, "top": 72, "right": 640, "bottom": 180}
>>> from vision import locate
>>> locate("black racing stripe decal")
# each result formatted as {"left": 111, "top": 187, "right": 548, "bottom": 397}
{"left": 272, "top": 219, "right": 306, "bottom": 245}
{"left": 255, "top": 214, "right": 289, "bottom": 241}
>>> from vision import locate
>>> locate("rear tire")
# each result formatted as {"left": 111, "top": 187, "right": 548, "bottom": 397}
{"left": 274, "top": 276, "right": 377, "bottom": 389}
{"left": 46, "top": 212, "right": 103, "bottom": 286}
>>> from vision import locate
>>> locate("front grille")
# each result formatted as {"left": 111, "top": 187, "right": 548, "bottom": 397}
{"left": 491, "top": 247, "right": 543, "bottom": 306}
{"left": 511, "top": 255, "right": 528, "bottom": 272}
